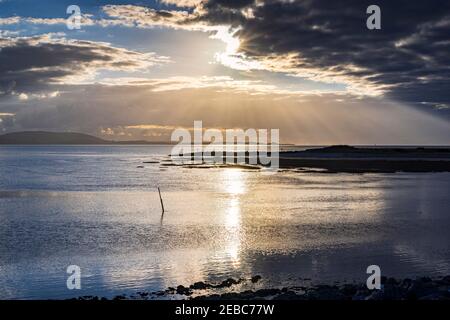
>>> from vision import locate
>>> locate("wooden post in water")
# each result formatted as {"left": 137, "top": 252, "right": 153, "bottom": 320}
{"left": 157, "top": 186, "right": 165, "bottom": 215}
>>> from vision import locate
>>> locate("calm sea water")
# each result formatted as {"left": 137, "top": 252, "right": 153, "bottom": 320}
{"left": 0, "top": 146, "right": 449, "bottom": 299}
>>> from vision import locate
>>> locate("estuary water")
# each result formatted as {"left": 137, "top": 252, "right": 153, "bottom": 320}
{"left": 0, "top": 146, "right": 449, "bottom": 299}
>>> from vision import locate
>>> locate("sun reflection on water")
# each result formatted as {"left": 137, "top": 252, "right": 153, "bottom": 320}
{"left": 225, "top": 197, "right": 240, "bottom": 228}
{"left": 221, "top": 169, "right": 248, "bottom": 266}
{"left": 223, "top": 169, "right": 246, "bottom": 196}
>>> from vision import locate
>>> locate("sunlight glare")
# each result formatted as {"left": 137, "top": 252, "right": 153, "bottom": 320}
{"left": 212, "top": 27, "right": 261, "bottom": 71}
{"left": 222, "top": 169, "right": 246, "bottom": 195}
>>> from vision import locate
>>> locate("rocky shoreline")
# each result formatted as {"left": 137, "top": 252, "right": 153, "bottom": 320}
{"left": 158, "top": 145, "right": 450, "bottom": 173}
{"left": 74, "top": 275, "right": 450, "bottom": 301}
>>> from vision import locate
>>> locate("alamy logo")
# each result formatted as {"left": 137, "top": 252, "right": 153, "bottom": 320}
{"left": 66, "top": 5, "right": 81, "bottom": 30}
{"left": 170, "top": 121, "right": 279, "bottom": 171}
{"left": 66, "top": 265, "right": 81, "bottom": 290}
{"left": 366, "top": 5, "right": 381, "bottom": 30}
{"left": 366, "top": 265, "right": 381, "bottom": 290}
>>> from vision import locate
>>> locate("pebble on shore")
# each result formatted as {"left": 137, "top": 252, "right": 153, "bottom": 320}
{"left": 73, "top": 275, "right": 450, "bottom": 301}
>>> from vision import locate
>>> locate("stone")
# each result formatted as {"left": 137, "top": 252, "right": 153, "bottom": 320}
{"left": 190, "top": 281, "right": 209, "bottom": 290}
{"left": 176, "top": 285, "right": 192, "bottom": 295}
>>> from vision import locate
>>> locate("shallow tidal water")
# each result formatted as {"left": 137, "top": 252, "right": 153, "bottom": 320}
{"left": 0, "top": 146, "right": 449, "bottom": 299}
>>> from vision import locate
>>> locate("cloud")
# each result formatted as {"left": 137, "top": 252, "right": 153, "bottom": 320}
{"left": 0, "top": 112, "right": 15, "bottom": 132}
{"left": 102, "top": 4, "right": 207, "bottom": 31}
{"left": 160, "top": 0, "right": 203, "bottom": 7}
{"left": 99, "top": 1, "right": 450, "bottom": 108}
{"left": 1, "top": 0, "right": 449, "bottom": 139}
{"left": 0, "top": 34, "right": 170, "bottom": 94}
{"left": 0, "top": 15, "right": 97, "bottom": 26}
{"left": 1, "top": 81, "right": 449, "bottom": 144}
{"left": 100, "top": 3, "right": 247, "bottom": 31}
{"left": 0, "top": 17, "right": 21, "bottom": 25}
{"left": 94, "top": 75, "right": 339, "bottom": 97}
{"left": 2, "top": 1, "right": 449, "bottom": 107}
{"left": 198, "top": 0, "right": 450, "bottom": 107}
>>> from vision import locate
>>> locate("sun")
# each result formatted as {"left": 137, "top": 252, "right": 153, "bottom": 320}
{"left": 211, "top": 26, "right": 261, "bottom": 71}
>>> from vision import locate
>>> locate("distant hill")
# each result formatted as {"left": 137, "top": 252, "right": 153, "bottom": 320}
{"left": 0, "top": 131, "right": 169, "bottom": 145}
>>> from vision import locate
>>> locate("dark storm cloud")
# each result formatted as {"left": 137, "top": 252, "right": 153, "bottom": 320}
{"left": 0, "top": 35, "right": 168, "bottom": 94}
{"left": 198, "top": 0, "right": 450, "bottom": 110}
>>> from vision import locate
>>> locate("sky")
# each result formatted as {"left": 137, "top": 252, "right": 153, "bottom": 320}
{"left": 0, "top": 0, "right": 449, "bottom": 144}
